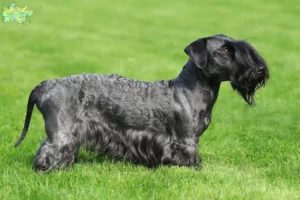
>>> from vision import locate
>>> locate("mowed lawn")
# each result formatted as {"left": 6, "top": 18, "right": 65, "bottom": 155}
{"left": 0, "top": 0, "right": 299, "bottom": 199}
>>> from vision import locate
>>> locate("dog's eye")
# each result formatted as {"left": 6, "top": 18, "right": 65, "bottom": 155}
{"left": 223, "top": 47, "right": 230, "bottom": 54}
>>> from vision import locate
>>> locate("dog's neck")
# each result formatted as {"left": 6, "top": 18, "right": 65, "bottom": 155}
{"left": 177, "top": 59, "right": 220, "bottom": 90}
{"left": 174, "top": 59, "right": 221, "bottom": 112}
{"left": 169, "top": 60, "right": 221, "bottom": 138}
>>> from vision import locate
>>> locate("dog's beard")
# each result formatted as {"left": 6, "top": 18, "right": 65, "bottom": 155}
{"left": 229, "top": 40, "right": 269, "bottom": 105}
{"left": 230, "top": 71, "right": 268, "bottom": 105}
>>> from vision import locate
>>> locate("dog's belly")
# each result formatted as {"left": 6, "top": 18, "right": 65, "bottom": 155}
{"left": 80, "top": 117, "right": 170, "bottom": 166}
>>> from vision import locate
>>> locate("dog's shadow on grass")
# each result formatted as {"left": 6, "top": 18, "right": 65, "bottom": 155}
{"left": 76, "top": 150, "right": 135, "bottom": 167}
{"left": 77, "top": 151, "right": 112, "bottom": 165}
{"left": 76, "top": 151, "right": 153, "bottom": 170}
{"left": 13, "top": 150, "right": 203, "bottom": 172}
{"left": 77, "top": 150, "right": 203, "bottom": 172}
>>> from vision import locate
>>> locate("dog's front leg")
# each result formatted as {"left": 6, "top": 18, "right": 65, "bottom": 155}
{"left": 161, "top": 140, "right": 199, "bottom": 168}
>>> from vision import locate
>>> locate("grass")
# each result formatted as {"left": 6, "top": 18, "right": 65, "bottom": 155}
{"left": 1, "top": 0, "right": 300, "bottom": 199}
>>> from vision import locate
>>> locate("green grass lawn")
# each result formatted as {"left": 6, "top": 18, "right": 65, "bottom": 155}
{"left": 1, "top": 0, "right": 299, "bottom": 199}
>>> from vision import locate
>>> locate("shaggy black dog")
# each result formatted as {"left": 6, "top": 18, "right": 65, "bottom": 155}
{"left": 15, "top": 34, "right": 269, "bottom": 172}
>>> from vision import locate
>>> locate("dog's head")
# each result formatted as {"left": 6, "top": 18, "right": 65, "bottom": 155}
{"left": 184, "top": 34, "right": 269, "bottom": 105}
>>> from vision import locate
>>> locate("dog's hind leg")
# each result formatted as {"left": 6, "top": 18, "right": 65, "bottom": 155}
{"left": 34, "top": 138, "right": 79, "bottom": 172}
{"left": 34, "top": 135, "right": 79, "bottom": 172}
{"left": 34, "top": 137, "right": 79, "bottom": 172}
{"left": 34, "top": 109, "right": 80, "bottom": 172}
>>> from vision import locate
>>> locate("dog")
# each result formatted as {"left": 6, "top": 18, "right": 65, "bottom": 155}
{"left": 15, "top": 34, "right": 269, "bottom": 172}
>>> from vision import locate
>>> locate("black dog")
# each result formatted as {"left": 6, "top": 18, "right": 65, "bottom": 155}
{"left": 15, "top": 34, "right": 269, "bottom": 172}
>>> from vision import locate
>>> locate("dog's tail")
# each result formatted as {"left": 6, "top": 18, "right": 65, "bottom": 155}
{"left": 15, "top": 88, "right": 38, "bottom": 147}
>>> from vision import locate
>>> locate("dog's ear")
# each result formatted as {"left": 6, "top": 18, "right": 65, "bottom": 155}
{"left": 184, "top": 38, "right": 207, "bottom": 69}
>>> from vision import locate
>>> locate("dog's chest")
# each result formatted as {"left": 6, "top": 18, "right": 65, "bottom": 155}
{"left": 203, "top": 114, "right": 211, "bottom": 127}
{"left": 191, "top": 93, "right": 216, "bottom": 135}
{"left": 194, "top": 111, "right": 211, "bottom": 136}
